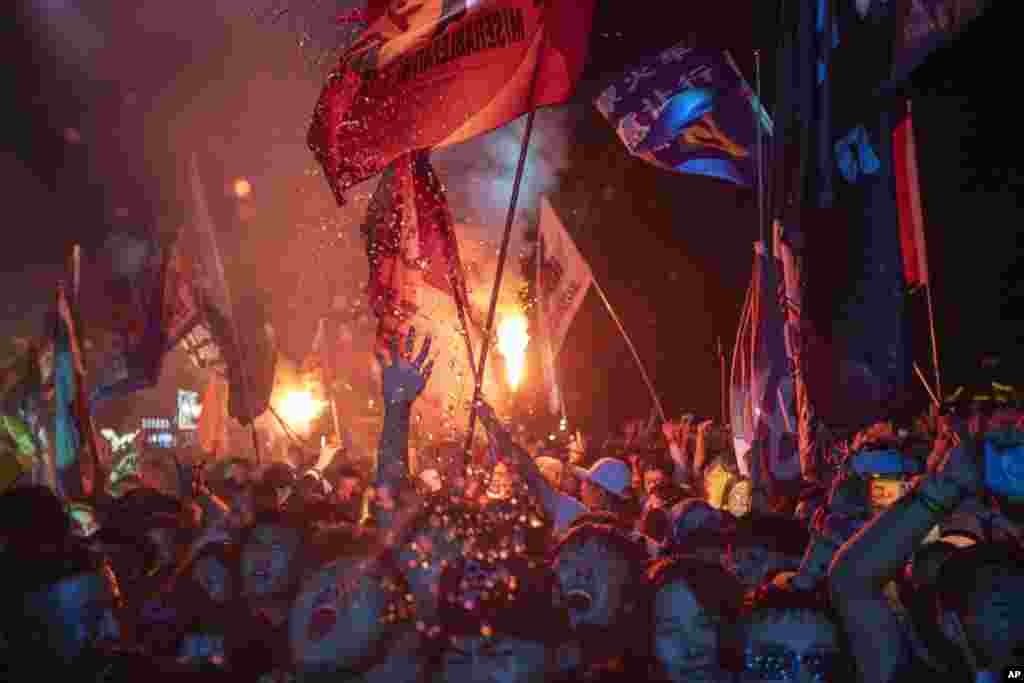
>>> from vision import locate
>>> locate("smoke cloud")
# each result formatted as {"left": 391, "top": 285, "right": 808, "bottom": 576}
{"left": 30, "top": 0, "right": 577, "bottom": 441}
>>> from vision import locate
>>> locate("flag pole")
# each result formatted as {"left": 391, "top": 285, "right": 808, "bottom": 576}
{"left": 924, "top": 282, "right": 942, "bottom": 399}
{"left": 590, "top": 278, "right": 668, "bottom": 423}
{"left": 718, "top": 336, "right": 726, "bottom": 425}
{"left": 464, "top": 17, "right": 549, "bottom": 457}
{"left": 323, "top": 281, "right": 344, "bottom": 443}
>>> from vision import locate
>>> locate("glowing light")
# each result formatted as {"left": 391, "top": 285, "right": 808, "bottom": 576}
{"left": 276, "top": 390, "right": 326, "bottom": 432}
{"left": 233, "top": 178, "right": 252, "bottom": 198}
{"left": 496, "top": 314, "right": 529, "bottom": 390}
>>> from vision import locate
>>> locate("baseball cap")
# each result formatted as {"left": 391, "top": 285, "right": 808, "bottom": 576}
{"left": 572, "top": 457, "right": 631, "bottom": 499}
{"left": 535, "top": 456, "right": 563, "bottom": 486}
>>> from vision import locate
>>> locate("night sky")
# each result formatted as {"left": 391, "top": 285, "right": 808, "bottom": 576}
{"left": 9, "top": 1, "right": 1022, "bottom": 443}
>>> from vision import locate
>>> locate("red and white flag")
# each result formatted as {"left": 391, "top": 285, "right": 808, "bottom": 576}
{"left": 536, "top": 197, "right": 591, "bottom": 413}
{"left": 309, "top": 0, "right": 594, "bottom": 204}
{"left": 894, "top": 103, "right": 929, "bottom": 289}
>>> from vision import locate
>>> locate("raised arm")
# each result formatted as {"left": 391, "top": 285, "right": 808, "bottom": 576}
{"left": 371, "top": 328, "right": 433, "bottom": 534}
{"left": 829, "top": 433, "right": 980, "bottom": 683}
{"left": 476, "top": 401, "right": 561, "bottom": 519}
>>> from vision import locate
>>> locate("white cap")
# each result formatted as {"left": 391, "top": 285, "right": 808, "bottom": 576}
{"left": 572, "top": 457, "right": 631, "bottom": 499}
{"left": 535, "top": 456, "right": 563, "bottom": 486}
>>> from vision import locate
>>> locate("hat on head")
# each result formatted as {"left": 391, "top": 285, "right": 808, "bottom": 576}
{"left": 572, "top": 457, "right": 631, "bottom": 499}
{"left": 535, "top": 456, "right": 563, "bottom": 486}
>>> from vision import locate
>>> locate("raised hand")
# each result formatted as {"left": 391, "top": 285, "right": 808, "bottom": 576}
{"left": 376, "top": 327, "right": 434, "bottom": 406}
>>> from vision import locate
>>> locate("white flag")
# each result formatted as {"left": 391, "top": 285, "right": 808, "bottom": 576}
{"left": 538, "top": 197, "right": 593, "bottom": 359}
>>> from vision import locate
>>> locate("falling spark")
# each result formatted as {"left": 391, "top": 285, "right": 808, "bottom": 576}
{"left": 233, "top": 178, "right": 253, "bottom": 198}
{"left": 496, "top": 314, "right": 529, "bottom": 390}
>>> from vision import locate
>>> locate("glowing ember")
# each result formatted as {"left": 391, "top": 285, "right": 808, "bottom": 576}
{"left": 277, "top": 390, "right": 326, "bottom": 432}
{"left": 496, "top": 315, "right": 529, "bottom": 390}
{"left": 233, "top": 178, "right": 252, "bottom": 198}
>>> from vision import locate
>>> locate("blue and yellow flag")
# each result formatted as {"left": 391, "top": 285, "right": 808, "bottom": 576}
{"left": 596, "top": 46, "right": 772, "bottom": 186}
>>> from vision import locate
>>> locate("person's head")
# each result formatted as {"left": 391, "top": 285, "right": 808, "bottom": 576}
{"left": 0, "top": 484, "right": 72, "bottom": 554}
{"left": 726, "top": 515, "right": 809, "bottom": 588}
{"left": 487, "top": 461, "right": 517, "bottom": 500}
{"left": 573, "top": 457, "right": 632, "bottom": 512}
{"left": 432, "top": 558, "right": 569, "bottom": 683}
{"left": 6, "top": 543, "right": 122, "bottom": 669}
{"left": 931, "top": 543, "right": 1024, "bottom": 675}
{"left": 646, "top": 556, "right": 744, "bottom": 682}
{"left": 184, "top": 540, "right": 234, "bottom": 603}
{"left": 551, "top": 523, "right": 648, "bottom": 633}
{"left": 240, "top": 512, "right": 306, "bottom": 600}
{"left": 139, "top": 515, "right": 183, "bottom": 571}
{"left": 738, "top": 576, "right": 851, "bottom": 683}
{"left": 290, "top": 542, "right": 410, "bottom": 678}
{"left": 644, "top": 460, "right": 673, "bottom": 496}
{"left": 534, "top": 456, "right": 564, "bottom": 491}
{"left": 330, "top": 464, "right": 364, "bottom": 503}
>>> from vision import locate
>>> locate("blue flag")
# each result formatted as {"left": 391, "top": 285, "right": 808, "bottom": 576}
{"left": 596, "top": 46, "right": 772, "bottom": 186}
{"left": 731, "top": 242, "right": 797, "bottom": 484}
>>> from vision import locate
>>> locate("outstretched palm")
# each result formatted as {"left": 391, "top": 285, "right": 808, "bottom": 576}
{"left": 376, "top": 327, "right": 434, "bottom": 406}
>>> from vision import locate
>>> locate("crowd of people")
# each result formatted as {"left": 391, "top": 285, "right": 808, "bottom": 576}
{"left": 2, "top": 329, "right": 1023, "bottom": 682}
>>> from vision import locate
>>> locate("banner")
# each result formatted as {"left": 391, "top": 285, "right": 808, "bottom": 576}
{"left": 536, "top": 197, "right": 592, "bottom": 359}
{"left": 91, "top": 237, "right": 201, "bottom": 404}
{"left": 54, "top": 284, "right": 103, "bottom": 499}
{"left": 892, "top": 0, "right": 991, "bottom": 83}
{"left": 189, "top": 155, "right": 277, "bottom": 425}
{"left": 730, "top": 243, "right": 797, "bottom": 481}
{"left": 596, "top": 46, "right": 772, "bottom": 186}
{"left": 309, "top": 0, "right": 594, "bottom": 204}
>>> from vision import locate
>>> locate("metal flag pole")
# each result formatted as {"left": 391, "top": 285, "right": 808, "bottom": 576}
{"left": 589, "top": 277, "right": 667, "bottom": 423}
{"left": 718, "top": 336, "right": 727, "bottom": 425}
{"left": 463, "top": 15, "right": 550, "bottom": 456}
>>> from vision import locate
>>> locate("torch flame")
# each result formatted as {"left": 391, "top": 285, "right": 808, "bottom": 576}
{"left": 277, "top": 390, "right": 327, "bottom": 432}
{"left": 496, "top": 315, "right": 529, "bottom": 390}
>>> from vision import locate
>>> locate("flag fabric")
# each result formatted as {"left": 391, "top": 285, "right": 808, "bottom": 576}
{"left": 54, "top": 284, "right": 104, "bottom": 500}
{"left": 198, "top": 375, "right": 229, "bottom": 458}
{"left": 893, "top": 103, "right": 929, "bottom": 289}
{"left": 890, "top": 0, "right": 992, "bottom": 86}
{"left": 189, "top": 155, "right": 277, "bottom": 425}
{"left": 308, "top": 0, "right": 594, "bottom": 204}
{"left": 730, "top": 243, "right": 797, "bottom": 482}
{"left": 91, "top": 237, "right": 201, "bottom": 404}
{"left": 595, "top": 46, "right": 772, "bottom": 186}
{"left": 363, "top": 152, "right": 474, "bottom": 346}
{"left": 535, "top": 226, "right": 561, "bottom": 416}
{"left": 536, "top": 197, "right": 591, "bottom": 359}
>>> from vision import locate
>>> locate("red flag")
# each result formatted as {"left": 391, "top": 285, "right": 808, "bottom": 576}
{"left": 309, "top": 0, "right": 595, "bottom": 204}
{"left": 894, "top": 103, "right": 929, "bottom": 289}
{"left": 364, "top": 152, "right": 473, "bottom": 347}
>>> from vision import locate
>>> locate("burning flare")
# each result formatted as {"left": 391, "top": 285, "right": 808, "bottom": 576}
{"left": 497, "top": 314, "right": 529, "bottom": 390}
{"left": 277, "top": 390, "right": 327, "bottom": 433}
{"left": 233, "top": 178, "right": 252, "bottom": 198}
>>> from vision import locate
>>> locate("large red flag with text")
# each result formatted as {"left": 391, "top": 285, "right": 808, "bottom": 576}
{"left": 309, "top": 0, "right": 594, "bottom": 204}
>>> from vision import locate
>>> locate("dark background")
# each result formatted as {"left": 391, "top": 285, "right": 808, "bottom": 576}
{"left": 9, "top": 1, "right": 1022, "bottom": 444}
